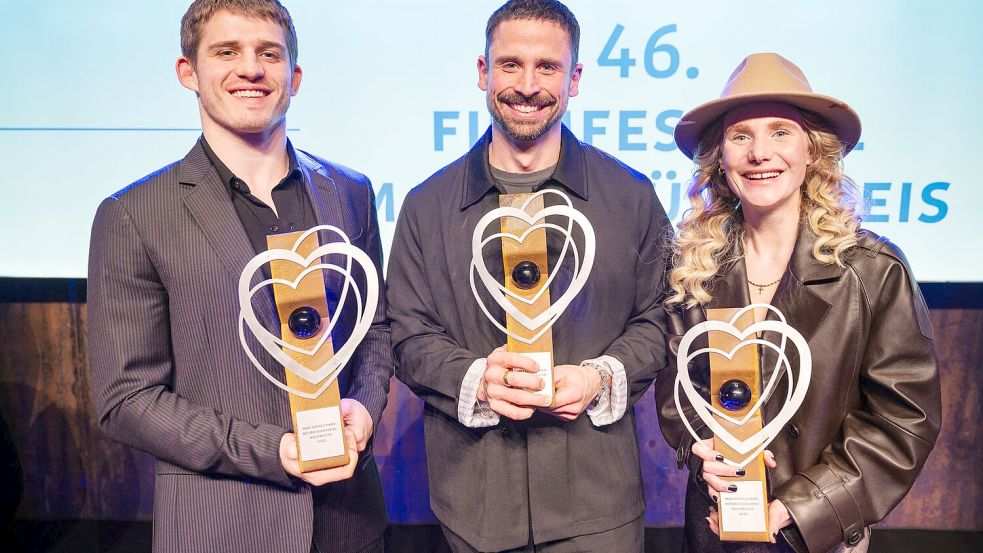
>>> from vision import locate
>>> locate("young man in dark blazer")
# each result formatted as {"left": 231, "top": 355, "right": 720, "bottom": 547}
{"left": 388, "top": 1, "right": 670, "bottom": 551}
{"left": 87, "top": 1, "right": 391, "bottom": 552}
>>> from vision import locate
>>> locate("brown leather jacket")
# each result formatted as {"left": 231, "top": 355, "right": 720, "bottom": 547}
{"left": 655, "top": 226, "right": 941, "bottom": 553}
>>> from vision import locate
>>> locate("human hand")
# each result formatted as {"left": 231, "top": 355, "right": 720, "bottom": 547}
{"left": 340, "top": 398, "right": 373, "bottom": 452}
{"left": 692, "top": 439, "right": 776, "bottom": 501}
{"left": 767, "top": 499, "right": 792, "bottom": 542}
{"left": 478, "top": 346, "right": 549, "bottom": 420}
{"left": 546, "top": 364, "right": 600, "bottom": 420}
{"left": 279, "top": 429, "right": 358, "bottom": 486}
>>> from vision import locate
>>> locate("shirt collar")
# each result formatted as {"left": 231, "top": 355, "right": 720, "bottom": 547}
{"left": 461, "top": 124, "right": 589, "bottom": 210}
{"left": 199, "top": 136, "right": 301, "bottom": 197}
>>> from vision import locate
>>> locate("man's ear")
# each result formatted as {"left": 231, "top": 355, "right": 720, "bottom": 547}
{"left": 290, "top": 64, "right": 303, "bottom": 96}
{"left": 477, "top": 55, "right": 489, "bottom": 91}
{"left": 568, "top": 62, "right": 583, "bottom": 97}
{"left": 176, "top": 56, "right": 199, "bottom": 93}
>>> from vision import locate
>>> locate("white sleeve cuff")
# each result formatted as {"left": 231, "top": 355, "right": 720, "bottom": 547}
{"left": 457, "top": 358, "right": 500, "bottom": 428}
{"left": 583, "top": 355, "right": 628, "bottom": 427}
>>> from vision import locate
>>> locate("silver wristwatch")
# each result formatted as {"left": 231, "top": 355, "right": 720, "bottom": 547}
{"left": 586, "top": 362, "right": 611, "bottom": 408}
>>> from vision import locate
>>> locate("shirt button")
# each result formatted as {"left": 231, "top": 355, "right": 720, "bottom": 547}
{"left": 787, "top": 423, "right": 800, "bottom": 439}
{"left": 270, "top": 225, "right": 279, "bottom": 233}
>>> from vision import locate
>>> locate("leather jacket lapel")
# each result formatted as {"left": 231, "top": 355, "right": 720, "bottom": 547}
{"left": 761, "top": 225, "right": 834, "bottom": 420}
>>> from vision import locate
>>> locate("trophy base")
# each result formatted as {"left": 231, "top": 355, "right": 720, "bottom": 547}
{"left": 718, "top": 474, "right": 771, "bottom": 542}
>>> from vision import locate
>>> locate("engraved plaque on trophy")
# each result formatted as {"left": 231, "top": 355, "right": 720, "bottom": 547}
{"left": 470, "top": 189, "right": 594, "bottom": 406}
{"left": 237, "top": 225, "right": 379, "bottom": 472}
{"left": 673, "top": 304, "right": 812, "bottom": 542}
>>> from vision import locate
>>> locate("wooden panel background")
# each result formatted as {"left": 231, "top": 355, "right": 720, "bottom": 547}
{"left": 0, "top": 302, "right": 979, "bottom": 529}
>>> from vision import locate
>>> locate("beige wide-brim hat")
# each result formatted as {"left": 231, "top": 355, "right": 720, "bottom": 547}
{"left": 674, "top": 53, "right": 862, "bottom": 160}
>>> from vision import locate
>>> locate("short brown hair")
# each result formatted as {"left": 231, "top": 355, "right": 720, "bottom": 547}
{"left": 485, "top": 0, "right": 580, "bottom": 65}
{"left": 180, "top": 0, "right": 298, "bottom": 66}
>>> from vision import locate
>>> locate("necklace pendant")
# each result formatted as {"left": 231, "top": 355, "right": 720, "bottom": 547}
{"left": 757, "top": 286, "right": 764, "bottom": 294}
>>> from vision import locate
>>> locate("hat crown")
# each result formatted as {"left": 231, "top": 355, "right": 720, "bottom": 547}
{"left": 720, "top": 53, "right": 813, "bottom": 98}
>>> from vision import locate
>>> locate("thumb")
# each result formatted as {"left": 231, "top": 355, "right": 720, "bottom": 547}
{"left": 281, "top": 433, "right": 299, "bottom": 461}
{"left": 343, "top": 429, "right": 359, "bottom": 466}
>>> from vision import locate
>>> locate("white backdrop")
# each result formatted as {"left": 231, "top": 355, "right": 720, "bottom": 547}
{"left": 1, "top": 0, "right": 979, "bottom": 280}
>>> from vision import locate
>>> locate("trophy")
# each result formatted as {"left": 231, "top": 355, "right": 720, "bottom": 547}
{"left": 673, "top": 304, "right": 811, "bottom": 541}
{"left": 470, "top": 189, "right": 594, "bottom": 404}
{"left": 237, "top": 225, "right": 378, "bottom": 472}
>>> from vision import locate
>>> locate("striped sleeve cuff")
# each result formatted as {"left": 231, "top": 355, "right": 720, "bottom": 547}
{"left": 583, "top": 355, "right": 628, "bottom": 426}
{"left": 458, "top": 358, "right": 500, "bottom": 428}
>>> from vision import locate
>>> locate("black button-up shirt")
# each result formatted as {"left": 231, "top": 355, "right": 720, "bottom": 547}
{"left": 200, "top": 137, "right": 318, "bottom": 254}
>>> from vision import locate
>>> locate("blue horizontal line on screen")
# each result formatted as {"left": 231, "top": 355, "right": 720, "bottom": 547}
{"left": 0, "top": 127, "right": 301, "bottom": 132}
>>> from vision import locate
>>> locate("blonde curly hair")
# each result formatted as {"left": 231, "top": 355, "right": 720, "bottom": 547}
{"left": 665, "top": 109, "right": 861, "bottom": 307}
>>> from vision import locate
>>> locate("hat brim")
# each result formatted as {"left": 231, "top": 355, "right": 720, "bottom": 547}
{"left": 673, "top": 91, "right": 862, "bottom": 160}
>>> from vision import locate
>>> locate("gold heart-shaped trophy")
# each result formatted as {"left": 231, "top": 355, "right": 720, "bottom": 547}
{"left": 674, "top": 305, "right": 811, "bottom": 542}
{"left": 470, "top": 189, "right": 595, "bottom": 405}
{"left": 238, "top": 225, "right": 379, "bottom": 472}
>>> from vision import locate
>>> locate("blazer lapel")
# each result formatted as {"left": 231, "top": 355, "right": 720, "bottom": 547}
{"left": 179, "top": 141, "right": 280, "bottom": 333}
{"left": 295, "top": 148, "right": 357, "bottom": 305}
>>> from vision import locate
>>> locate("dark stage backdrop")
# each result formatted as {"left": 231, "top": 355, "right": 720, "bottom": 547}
{"left": 0, "top": 294, "right": 979, "bottom": 531}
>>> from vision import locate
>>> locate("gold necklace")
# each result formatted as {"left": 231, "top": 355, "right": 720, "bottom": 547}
{"left": 747, "top": 276, "right": 782, "bottom": 294}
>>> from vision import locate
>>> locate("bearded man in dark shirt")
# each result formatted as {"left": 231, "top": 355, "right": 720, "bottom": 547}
{"left": 387, "top": 1, "right": 671, "bottom": 551}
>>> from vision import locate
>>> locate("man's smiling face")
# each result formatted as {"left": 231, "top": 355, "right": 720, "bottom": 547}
{"left": 478, "top": 19, "right": 581, "bottom": 144}
{"left": 177, "top": 9, "right": 302, "bottom": 139}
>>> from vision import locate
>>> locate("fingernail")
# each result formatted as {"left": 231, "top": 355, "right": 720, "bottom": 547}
{"left": 712, "top": 495, "right": 718, "bottom": 503}
{"left": 736, "top": 468, "right": 746, "bottom": 477}
{"left": 715, "top": 454, "right": 724, "bottom": 461}
{"left": 727, "top": 484, "right": 738, "bottom": 492}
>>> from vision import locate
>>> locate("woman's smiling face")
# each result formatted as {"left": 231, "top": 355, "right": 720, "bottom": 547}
{"left": 721, "top": 102, "right": 813, "bottom": 217}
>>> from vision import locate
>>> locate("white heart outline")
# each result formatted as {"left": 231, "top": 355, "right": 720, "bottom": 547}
{"left": 469, "top": 189, "right": 595, "bottom": 344}
{"left": 469, "top": 221, "right": 580, "bottom": 344}
{"left": 480, "top": 190, "right": 576, "bottom": 306}
{"left": 673, "top": 304, "right": 811, "bottom": 467}
{"left": 251, "top": 226, "right": 353, "bottom": 358}
{"left": 236, "top": 225, "right": 379, "bottom": 399}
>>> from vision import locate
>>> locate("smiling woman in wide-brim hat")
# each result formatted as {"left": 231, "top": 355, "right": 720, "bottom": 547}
{"left": 665, "top": 52, "right": 867, "bottom": 308}
{"left": 655, "top": 52, "right": 940, "bottom": 553}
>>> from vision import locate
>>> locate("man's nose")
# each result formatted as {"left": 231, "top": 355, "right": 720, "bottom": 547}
{"left": 236, "top": 52, "right": 265, "bottom": 80}
{"left": 513, "top": 68, "right": 542, "bottom": 97}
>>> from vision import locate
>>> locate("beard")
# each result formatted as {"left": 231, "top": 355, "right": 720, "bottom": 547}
{"left": 487, "top": 90, "right": 563, "bottom": 142}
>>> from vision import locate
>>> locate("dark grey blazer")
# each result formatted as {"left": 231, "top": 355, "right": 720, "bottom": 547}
{"left": 88, "top": 141, "right": 392, "bottom": 553}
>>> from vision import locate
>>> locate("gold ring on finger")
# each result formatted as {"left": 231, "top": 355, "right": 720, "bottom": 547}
{"left": 503, "top": 368, "right": 514, "bottom": 388}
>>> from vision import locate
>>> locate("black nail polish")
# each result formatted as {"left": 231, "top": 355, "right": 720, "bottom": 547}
{"left": 736, "top": 468, "right": 746, "bottom": 477}
{"left": 712, "top": 495, "right": 718, "bottom": 503}
{"left": 727, "top": 484, "right": 738, "bottom": 492}
{"left": 715, "top": 454, "right": 724, "bottom": 462}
